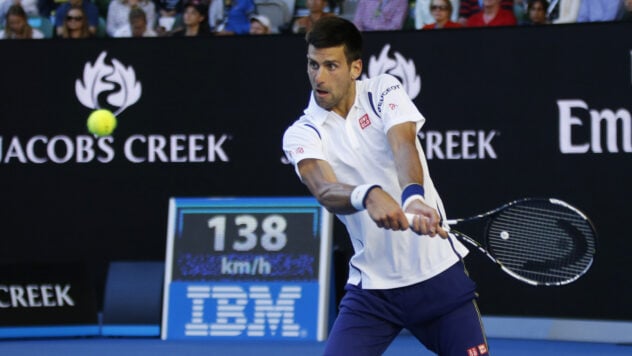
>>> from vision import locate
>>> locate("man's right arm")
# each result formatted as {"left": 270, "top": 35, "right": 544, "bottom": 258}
{"left": 297, "top": 158, "right": 409, "bottom": 230}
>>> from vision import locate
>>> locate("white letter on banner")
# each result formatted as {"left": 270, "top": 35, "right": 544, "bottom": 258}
{"left": 209, "top": 286, "right": 248, "bottom": 336}
{"left": 247, "top": 286, "right": 301, "bottom": 337}
{"left": 590, "top": 108, "right": 632, "bottom": 153}
{"left": 558, "top": 99, "right": 589, "bottom": 154}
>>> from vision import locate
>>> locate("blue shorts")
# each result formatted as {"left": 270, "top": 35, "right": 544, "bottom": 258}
{"left": 324, "top": 262, "right": 488, "bottom": 356}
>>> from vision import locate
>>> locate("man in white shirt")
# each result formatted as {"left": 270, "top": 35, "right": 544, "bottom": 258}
{"left": 282, "top": 16, "right": 487, "bottom": 356}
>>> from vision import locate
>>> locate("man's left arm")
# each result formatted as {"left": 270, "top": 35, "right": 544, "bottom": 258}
{"left": 386, "top": 122, "right": 447, "bottom": 238}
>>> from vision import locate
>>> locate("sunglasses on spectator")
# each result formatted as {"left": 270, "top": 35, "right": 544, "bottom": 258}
{"left": 66, "top": 15, "right": 84, "bottom": 21}
{"left": 430, "top": 5, "right": 449, "bottom": 11}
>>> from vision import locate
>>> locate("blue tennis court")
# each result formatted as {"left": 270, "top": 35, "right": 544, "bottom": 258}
{"left": 0, "top": 334, "right": 630, "bottom": 355}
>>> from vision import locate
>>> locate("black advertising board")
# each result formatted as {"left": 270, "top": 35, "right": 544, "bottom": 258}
{"left": 0, "top": 263, "right": 99, "bottom": 337}
{"left": 0, "top": 22, "right": 630, "bottom": 326}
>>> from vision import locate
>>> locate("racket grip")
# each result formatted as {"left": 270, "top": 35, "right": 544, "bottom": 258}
{"left": 406, "top": 213, "right": 455, "bottom": 227}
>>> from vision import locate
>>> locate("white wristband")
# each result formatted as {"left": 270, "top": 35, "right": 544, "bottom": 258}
{"left": 350, "top": 184, "right": 380, "bottom": 211}
{"left": 402, "top": 194, "right": 426, "bottom": 211}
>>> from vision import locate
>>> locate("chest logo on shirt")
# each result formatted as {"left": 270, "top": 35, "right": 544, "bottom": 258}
{"left": 358, "top": 114, "right": 371, "bottom": 129}
{"left": 388, "top": 103, "right": 398, "bottom": 111}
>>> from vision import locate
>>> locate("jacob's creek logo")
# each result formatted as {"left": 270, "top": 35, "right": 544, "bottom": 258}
{"left": 366, "top": 46, "right": 498, "bottom": 160}
{"left": 184, "top": 285, "right": 303, "bottom": 338}
{"left": 0, "top": 52, "right": 231, "bottom": 164}
{"left": 0, "top": 284, "right": 74, "bottom": 308}
{"left": 75, "top": 51, "right": 141, "bottom": 116}
{"left": 362, "top": 44, "right": 420, "bottom": 100}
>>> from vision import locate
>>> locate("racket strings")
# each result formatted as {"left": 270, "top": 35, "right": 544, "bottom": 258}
{"left": 485, "top": 203, "right": 595, "bottom": 285}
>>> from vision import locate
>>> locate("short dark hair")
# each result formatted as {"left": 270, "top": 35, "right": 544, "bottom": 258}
{"left": 129, "top": 6, "right": 147, "bottom": 22}
{"left": 527, "top": 0, "right": 549, "bottom": 11}
{"left": 306, "top": 17, "right": 362, "bottom": 63}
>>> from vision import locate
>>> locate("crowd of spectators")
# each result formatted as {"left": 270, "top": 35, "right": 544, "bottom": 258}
{"left": 0, "top": 0, "right": 630, "bottom": 39}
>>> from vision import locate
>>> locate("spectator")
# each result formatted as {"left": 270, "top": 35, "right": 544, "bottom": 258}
{"left": 291, "top": 0, "right": 334, "bottom": 34}
{"left": 576, "top": 0, "right": 621, "bottom": 23}
{"left": 0, "top": 4, "right": 43, "bottom": 38}
{"left": 213, "top": 0, "right": 255, "bottom": 35}
{"left": 353, "top": 0, "right": 409, "bottom": 31}
{"left": 55, "top": 0, "right": 99, "bottom": 36}
{"left": 513, "top": 0, "right": 527, "bottom": 22}
{"left": 60, "top": 5, "right": 93, "bottom": 37}
{"left": 422, "top": 0, "right": 461, "bottom": 28}
{"left": 0, "top": 0, "right": 39, "bottom": 27}
{"left": 458, "top": 0, "right": 512, "bottom": 25}
{"left": 249, "top": 13, "right": 271, "bottom": 34}
{"left": 546, "top": 0, "right": 580, "bottom": 24}
{"left": 107, "top": 0, "right": 156, "bottom": 37}
{"left": 415, "top": 0, "right": 458, "bottom": 29}
{"left": 114, "top": 6, "right": 158, "bottom": 36}
{"left": 466, "top": 0, "right": 517, "bottom": 27}
{"left": 620, "top": 0, "right": 632, "bottom": 21}
{"left": 520, "top": 0, "right": 549, "bottom": 25}
{"left": 154, "top": 0, "right": 183, "bottom": 34}
{"left": 171, "top": 0, "right": 210, "bottom": 35}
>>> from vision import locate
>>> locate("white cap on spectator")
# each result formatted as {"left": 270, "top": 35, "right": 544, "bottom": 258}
{"left": 250, "top": 14, "right": 272, "bottom": 31}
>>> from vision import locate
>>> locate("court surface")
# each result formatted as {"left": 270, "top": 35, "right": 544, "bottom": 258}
{"left": 0, "top": 334, "right": 630, "bottom": 355}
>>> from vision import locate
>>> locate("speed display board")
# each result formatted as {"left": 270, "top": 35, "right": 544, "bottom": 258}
{"left": 161, "top": 197, "right": 333, "bottom": 341}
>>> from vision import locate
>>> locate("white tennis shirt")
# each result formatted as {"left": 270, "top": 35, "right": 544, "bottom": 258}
{"left": 283, "top": 74, "right": 469, "bottom": 289}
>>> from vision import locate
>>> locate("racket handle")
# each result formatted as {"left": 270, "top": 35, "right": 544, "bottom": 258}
{"left": 405, "top": 213, "right": 456, "bottom": 226}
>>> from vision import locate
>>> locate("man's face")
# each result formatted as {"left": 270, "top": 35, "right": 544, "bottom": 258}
{"left": 529, "top": 1, "right": 547, "bottom": 23}
{"left": 131, "top": 18, "right": 146, "bottom": 37}
{"left": 307, "top": 44, "right": 361, "bottom": 114}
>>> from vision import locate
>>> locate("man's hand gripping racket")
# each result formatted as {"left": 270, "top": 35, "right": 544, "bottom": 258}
{"left": 406, "top": 198, "right": 597, "bottom": 286}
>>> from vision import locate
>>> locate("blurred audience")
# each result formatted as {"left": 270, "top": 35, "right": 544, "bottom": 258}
{"left": 0, "top": 0, "right": 39, "bottom": 28}
{"left": 422, "top": 0, "right": 461, "bottom": 28}
{"left": 353, "top": 0, "right": 409, "bottom": 31}
{"left": 55, "top": 0, "right": 99, "bottom": 36}
{"left": 458, "top": 0, "right": 512, "bottom": 25}
{"left": 1, "top": 4, "right": 43, "bottom": 38}
{"left": 154, "top": 0, "right": 183, "bottom": 34}
{"left": 415, "top": 0, "right": 459, "bottom": 29}
{"left": 466, "top": 0, "right": 517, "bottom": 27}
{"left": 249, "top": 13, "right": 271, "bottom": 34}
{"left": 114, "top": 6, "right": 157, "bottom": 36}
{"left": 576, "top": 0, "right": 621, "bottom": 23}
{"left": 60, "top": 5, "right": 93, "bottom": 38}
{"left": 292, "top": 0, "right": 334, "bottom": 34}
{"left": 520, "top": 0, "right": 549, "bottom": 25}
{"left": 171, "top": 0, "right": 210, "bottom": 35}
{"left": 107, "top": 0, "right": 157, "bottom": 37}
{"left": 546, "top": 0, "right": 580, "bottom": 24}
{"left": 213, "top": 0, "right": 255, "bottom": 35}
{"left": 513, "top": 0, "right": 527, "bottom": 22}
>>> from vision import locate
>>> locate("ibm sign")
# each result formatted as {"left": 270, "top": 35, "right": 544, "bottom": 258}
{"left": 161, "top": 197, "right": 332, "bottom": 341}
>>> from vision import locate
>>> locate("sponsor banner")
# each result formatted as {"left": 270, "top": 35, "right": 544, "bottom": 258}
{"left": 0, "top": 263, "right": 99, "bottom": 338}
{"left": 161, "top": 197, "right": 332, "bottom": 340}
{"left": 0, "top": 22, "right": 630, "bottom": 322}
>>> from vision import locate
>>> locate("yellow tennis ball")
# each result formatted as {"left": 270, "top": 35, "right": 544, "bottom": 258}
{"left": 87, "top": 109, "right": 117, "bottom": 137}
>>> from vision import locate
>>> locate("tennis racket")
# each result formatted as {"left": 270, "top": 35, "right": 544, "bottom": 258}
{"left": 406, "top": 198, "right": 596, "bottom": 286}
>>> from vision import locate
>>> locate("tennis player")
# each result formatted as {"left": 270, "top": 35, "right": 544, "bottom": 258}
{"left": 282, "top": 17, "right": 488, "bottom": 355}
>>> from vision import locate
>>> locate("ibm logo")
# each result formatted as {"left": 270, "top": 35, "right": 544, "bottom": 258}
{"left": 184, "top": 285, "right": 303, "bottom": 338}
